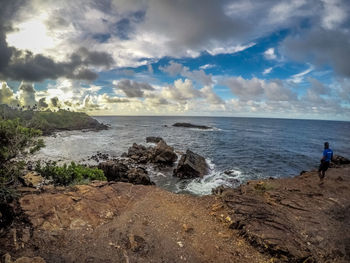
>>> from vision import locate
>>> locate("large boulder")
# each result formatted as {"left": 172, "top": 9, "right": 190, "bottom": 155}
{"left": 98, "top": 161, "right": 128, "bottom": 181}
{"left": 151, "top": 140, "right": 178, "bottom": 164}
{"left": 126, "top": 167, "right": 154, "bottom": 185}
{"left": 22, "top": 172, "right": 45, "bottom": 188}
{"left": 127, "top": 143, "right": 152, "bottom": 163}
{"left": 173, "top": 150, "right": 209, "bottom": 179}
{"left": 98, "top": 161, "right": 154, "bottom": 185}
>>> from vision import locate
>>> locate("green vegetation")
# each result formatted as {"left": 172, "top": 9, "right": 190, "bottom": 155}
{"left": 254, "top": 182, "right": 275, "bottom": 193}
{"left": 35, "top": 161, "right": 106, "bottom": 186}
{"left": 0, "top": 104, "right": 106, "bottom": 135}
{"left": 0, "top": 118, "right": 44, "bottom": 203}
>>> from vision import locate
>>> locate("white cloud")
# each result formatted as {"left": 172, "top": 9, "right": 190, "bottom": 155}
{"left": 263, "top": 67, "right": 273, "bottom": 75}
{"left": 264, "top": 48, "right": 277, "bottom": 60}
{"left": 288, "top": 66, "right": 314, "bottom": 83}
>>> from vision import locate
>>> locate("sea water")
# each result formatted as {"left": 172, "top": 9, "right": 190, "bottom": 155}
{"left": 31, "top": 116, "right": 350, "bottom": 195}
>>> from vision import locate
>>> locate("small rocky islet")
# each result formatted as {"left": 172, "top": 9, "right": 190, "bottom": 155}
{"left": 1, "top": 133, "right": 350, "bottom": 262}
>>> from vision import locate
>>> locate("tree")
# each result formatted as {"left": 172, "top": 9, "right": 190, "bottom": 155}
{"left": 0, "top": 118, "right": 44, "bottom": 197}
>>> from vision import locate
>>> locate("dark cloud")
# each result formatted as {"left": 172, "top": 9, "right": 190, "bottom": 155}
{"left": 0, "top": 0, "right": 114, "bottom": 82}
{"left": 116, "top": 79, "right": 154, "bottom": 97}
{"left": 282, "top": 29, "right": 350, "bottom": 77}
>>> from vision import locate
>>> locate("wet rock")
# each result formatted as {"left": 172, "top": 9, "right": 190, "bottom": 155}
{"left": 22, "top": 172, "right": 44, "bottom": 188}
{"left": 126, "top": 140, "right": 177, "bottom": 165}
{"left": 173, "top": 150, "right": 209, "bottom": 179}
{"left": 98, "top": 161, "right": 154, "bottom": 185}
{"left": 146, "top": 137, "right": 163, "bottom": 144}
{"left": 172, "top": 122, "right": 212, "bottom": 130}
{"left": 127, "top": 143, "right": 152, "bottom": 163}
{"left": 151, "top": 140, "right": 178, "bottom": 164}
{"left": 89, "top": 152, "right": 109, "bottom": 163}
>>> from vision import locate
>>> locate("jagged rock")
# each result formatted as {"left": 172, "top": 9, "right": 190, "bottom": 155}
{"left": 126, "top": 167, "right": 154, "bottom": 185}
{"left": 126, "top": 140, "right": 177, "bottom": 165}
{"left": 22, "top": 172, "right": 44, "bottom": 188}
{"left": 98, "top": 161, "right": 129, "bottom": 181}
{"left": 98, "top": 161, "right": 153, "bottom": 185}
{"left": 127, "top": 143, "right": 152, "bottom": 163}
{"left": 173, "top": 150, "right": 209, "bottom": 179}
{"left": 146, "top": 137, "right": 163, "bottom": 144}
{"left": 151, "top": 140, "right": 178, "bottom": 164}
{"left": 172, "top": 122, "right": 212, "bottom": 130}
{"left": 331, "top": 155, "right": 350, "bottom": 167}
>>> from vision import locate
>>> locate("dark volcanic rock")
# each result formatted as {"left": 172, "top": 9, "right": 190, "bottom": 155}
{"left": 126, "top": 140, "right": 177, "bottom": 165}
{"left": 152, "top": 140, "right": 178, "bottom": 164}
{"left": 127, "top": 143, "right": 152, "bottom": 163}
{"left": 146, "top": 137, "right": 163, "bottom": 144}
{"left": 173, "top": 150, "right": 209, "bottom": 179}
{"left": 172, "top": 122, "right": 212, "bottom": 130}
{"left": 331, "top": 154, "right": 350, "bottom": 167}
{"left": 98, "top": 161, "right": 153, "bottom": 185}
{"left": 126, "top": 167, "right": 154, "bottom": 185}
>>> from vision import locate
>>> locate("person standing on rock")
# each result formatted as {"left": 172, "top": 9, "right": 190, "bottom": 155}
{"left": 318, "top": 142, "right": 333, "bottom": 184}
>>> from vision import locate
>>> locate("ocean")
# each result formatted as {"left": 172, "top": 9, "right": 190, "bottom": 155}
{"left": 31, "top": 116, "right": 350, "bottom": 195}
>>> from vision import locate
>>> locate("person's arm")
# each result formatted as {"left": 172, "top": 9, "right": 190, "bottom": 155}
{"left": 321, "top": 150, "right": 326, "bottom": 161}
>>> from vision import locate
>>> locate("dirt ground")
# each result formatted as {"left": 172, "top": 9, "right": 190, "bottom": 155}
{"left": 1, "top": 165, "right": 349, "bottom": 263}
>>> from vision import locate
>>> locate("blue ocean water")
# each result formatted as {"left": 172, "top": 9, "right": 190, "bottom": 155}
{"left": 32, "top": 116, "right": 350, "bottom": 195}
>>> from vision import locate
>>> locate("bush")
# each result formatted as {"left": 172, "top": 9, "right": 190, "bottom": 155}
{"left": 35, "top": 161, "right": 106, "bottom": 186}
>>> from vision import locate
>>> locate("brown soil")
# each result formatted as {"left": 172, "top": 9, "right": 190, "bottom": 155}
{"left": 1, "top": 165, "right": 349, "bottom": 263}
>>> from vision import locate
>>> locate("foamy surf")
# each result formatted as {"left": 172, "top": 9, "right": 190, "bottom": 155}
{"left": 176, "top": 159, "right": 245, "bottom": 196}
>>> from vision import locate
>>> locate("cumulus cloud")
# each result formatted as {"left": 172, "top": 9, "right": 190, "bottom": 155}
{"left": 19, "top": 82, "right": 36, "bottom": 107}
{"left": 114, "top": 79, "right": 154, "bottom": 98}
{"left": 0, "top": 82, "right": 19, "bottom": 106}
{"left": 99, "top": 93, "right": 129, "bottom": 103}
{"left": 159, "top": 61, "right": 184, "bottom": 76}
{"left": 162, "top": 79, "right": 202, "bottom": 102}
{"left": 264, "top": 48, "right": 277, "bottom": 60}
{"left": 223, "top": 76, "right": 297, "bottom": 102}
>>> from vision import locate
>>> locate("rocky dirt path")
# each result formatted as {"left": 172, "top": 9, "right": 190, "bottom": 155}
{"left": 1, "top": 165, "right": 349, "bottom": 262}
{"left": 2, "top": 182, "right": 269, "bottom": 263}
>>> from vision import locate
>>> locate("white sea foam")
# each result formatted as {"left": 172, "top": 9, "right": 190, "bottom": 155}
{"left": 177, "top": 158, "right": 245, "bottom": 196}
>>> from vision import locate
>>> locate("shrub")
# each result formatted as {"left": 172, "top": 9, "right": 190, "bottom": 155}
{"left": 35, "top": 161, "right": 106, "bottom": 186}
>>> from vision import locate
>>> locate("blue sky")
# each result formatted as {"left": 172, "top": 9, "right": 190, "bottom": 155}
{"left": 0, "top": 0, "right": 349, "bottom": 120}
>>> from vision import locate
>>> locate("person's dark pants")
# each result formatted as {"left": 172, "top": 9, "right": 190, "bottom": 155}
{"left": 318, "top": 160, "right": 330, "bottom": 180}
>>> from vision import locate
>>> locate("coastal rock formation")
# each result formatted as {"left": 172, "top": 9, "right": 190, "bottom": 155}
{"left": 331, "top": 154, "right": 350, "bottom": 167}
{"left": 22, "top": 172, "right": 44, "bottom": 188}
{"left": 173, "top": 150, "right": 209, "bottom": 178}
{"left": 98, "top": 161, "right": 154, "bottom": 185}
{"left": 126, "top": 140, "right": 177, "bottom": 165}
{"left": 152, "top": 139, "right": 178, "bottom": 164}
{"left": 214, "top": 165, "right": 350, "bottom": 262}
{"left": 172, "top": 122, "right": 212, "bottom": 130}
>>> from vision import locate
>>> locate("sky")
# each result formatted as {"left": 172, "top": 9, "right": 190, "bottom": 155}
{"left": 0, "top": 0, "right": 350, "bottom": 120}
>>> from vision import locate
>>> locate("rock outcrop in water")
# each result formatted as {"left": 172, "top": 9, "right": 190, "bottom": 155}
{"left": 172, "top": 122, "right": 212, "bottom": 130}
{"left": 173, "top": 149, "right": 209, "bottom": 178}
{"left": 126, "top": 139, "right": 178, "bottom": 165}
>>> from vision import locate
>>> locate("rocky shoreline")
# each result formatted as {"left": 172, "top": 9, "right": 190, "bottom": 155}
{"left": 1, "top": 140, "right": 350, "bottom": 262}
